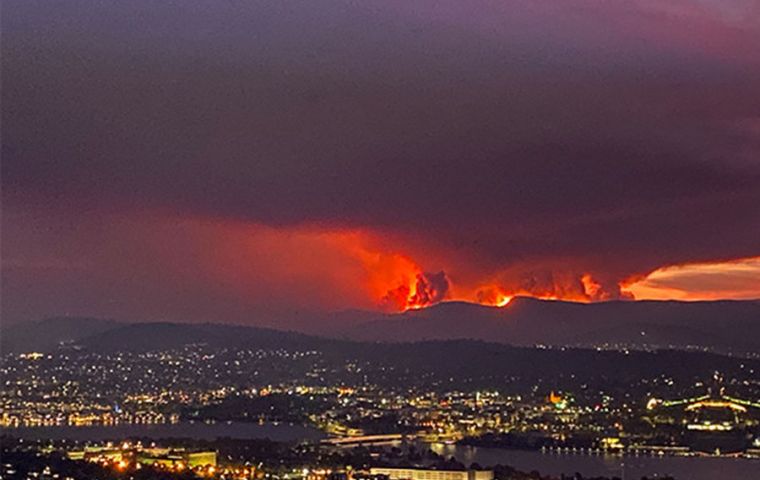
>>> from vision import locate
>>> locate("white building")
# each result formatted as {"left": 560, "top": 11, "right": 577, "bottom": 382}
{"left": 369, "top": 467, "right": 494, "bottom": 480}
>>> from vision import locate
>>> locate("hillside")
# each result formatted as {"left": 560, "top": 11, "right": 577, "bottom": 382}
{"left": 3, "top": 298, "right": 759, "bottom": 355}
{"left": 3, "top": 317, "right": 760, "bottom": 394}
{"left": 341, "top": 297, "right": 760, "bottom": 353}
{"left": 0, "top": 318, "right": 330, "bottom": 354}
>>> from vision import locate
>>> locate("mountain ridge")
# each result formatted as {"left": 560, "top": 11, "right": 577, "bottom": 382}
{"left": 340, "top": 297, "right": 760, "bottom": 353}
{"left": 2, "top": 297, "right": 758, "bottom": 354}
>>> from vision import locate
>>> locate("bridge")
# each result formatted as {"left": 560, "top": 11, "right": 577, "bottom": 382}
{"left": 646, "top": 393, "right": 760, "bottom": 413}
{"left": 320, "top": 434, "right": 413, "bottom": 447}
{"left": 685, "top": 400, "right": 747, "bottom": 413}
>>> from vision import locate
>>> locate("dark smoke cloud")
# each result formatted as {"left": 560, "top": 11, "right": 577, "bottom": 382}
{"left": 382, "top": 271, "right": 451, "bottom": 310}
{"left": 2, "top": 0, "right": 760, "bottom": 322}
{"left": 409, "top": 271, "right": 450, "bottom": 307}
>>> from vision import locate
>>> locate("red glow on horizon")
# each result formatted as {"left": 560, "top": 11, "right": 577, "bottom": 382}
{"left": 472, "top": 283, "right": 582, "bottom": 309}
{"left": 329, "top": 232, "right": 621, "bottom": 311}
{"left": 200, "top": 221, "right": 759, "bottom": 315}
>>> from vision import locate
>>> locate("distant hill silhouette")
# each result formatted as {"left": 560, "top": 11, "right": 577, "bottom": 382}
{"left": 2, "top": 298, "right": 758, "bottom": 354}
{"left": 3, "top": 315, "right": 760, "bottom": 393}
{"left": 341, "top": 297, "right": 760, "bottom": 354}
{"left": 0, "top": 317, "right": 123, "bottom": 354}
{"left": 0, "top": 317, "right": 329, "bottom": 354}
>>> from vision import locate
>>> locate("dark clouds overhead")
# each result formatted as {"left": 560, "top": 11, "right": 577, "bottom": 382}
{"left": 2, "top": 0, "right": 760, "bottom": 323}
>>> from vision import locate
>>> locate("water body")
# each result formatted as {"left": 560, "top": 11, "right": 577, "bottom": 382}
{"left": 430, "top": 443, "right": 760, "bottom": 480}
{"left": 5, "top": 423, "right": 758, "bottom": 479}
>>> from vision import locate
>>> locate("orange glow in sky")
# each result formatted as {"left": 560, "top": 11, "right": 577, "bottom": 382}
{"left": 622, "top": 256, "right": 760, "bottom": 301}
{"left": 196, "top": 220, "right": 760, "bottom": 313}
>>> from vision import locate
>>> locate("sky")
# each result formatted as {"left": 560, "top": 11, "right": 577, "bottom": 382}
{"left": 2, "top": 0, "right": 760, "bottom": 328}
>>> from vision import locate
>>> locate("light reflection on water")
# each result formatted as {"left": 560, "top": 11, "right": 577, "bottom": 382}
{"left": 430, "top": 443, "right": 760, "bottom": 480}
{"left": 6, "top": 423, "right": 759, "bottom": 480}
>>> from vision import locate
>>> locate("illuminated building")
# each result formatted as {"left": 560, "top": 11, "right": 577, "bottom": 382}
{"left": 547, "top": 391, "right": 565, "bottom": 409}
{"left": 137, "top": 448, "right": 217, "bottom": 468}
{"left": 645, "top": 391, "right": 760, "bottom": 454}
{"left": 599, "top": 437, "right": 623, "bottom": 451}
{"left": 369, "top": 467, "right": 494, "bottom": 480}
{"left": 67, "top": 446, "right": 125, "bottom": 462}
{"left": 67, "top": 445, "right": 216, "bottom": 468}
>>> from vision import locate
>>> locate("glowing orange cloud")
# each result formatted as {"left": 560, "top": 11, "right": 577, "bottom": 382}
{"left": 338, "top": 234, "right": 451, "bottom": 311}
{"left": 176, "top": 219, "right": 759, "bottom": 315}
{"left": 205, "top": 225, "right": 452, "bottom": 312}
{"left": 212, "top": 224, "right": 634, "bottom": 311}
{"left": 622, "top": 256, "right": 760, "bottom": 301}
{"left": 464, "top": 268, "right": 618, "bottom": 309}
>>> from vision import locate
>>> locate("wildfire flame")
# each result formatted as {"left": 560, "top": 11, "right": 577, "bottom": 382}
{"left": 495, "top": 295, "right": 513, "bottom": 307}
{"left": 356, "top": 242, "right": 612, "bottom": 311}
{"left": 383, "top": 271, "right": 450, "bottom": 311}
{"left": 218, "top": 223, "right": 631, "bottom": 313}
{"left": 475, "top": 286, "right": 517, "bottom": 308}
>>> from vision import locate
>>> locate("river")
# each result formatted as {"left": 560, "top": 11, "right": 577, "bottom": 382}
{"left": 5, "top": 423, "right": 758, "bottom": 479}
